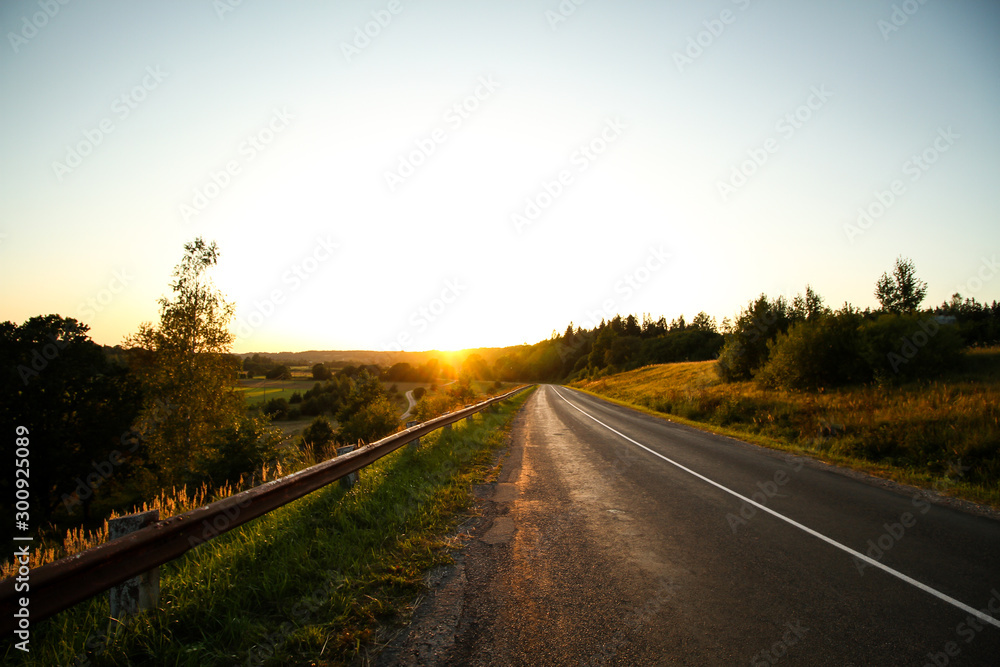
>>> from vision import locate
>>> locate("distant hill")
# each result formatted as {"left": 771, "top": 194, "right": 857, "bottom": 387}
{"left": 237, "top": 347, "right": 521, "bottom": 367}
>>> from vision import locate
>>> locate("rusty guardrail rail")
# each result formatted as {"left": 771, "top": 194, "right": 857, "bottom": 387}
{"left": 0, "top": 385, "right": 532, "bottom": 636}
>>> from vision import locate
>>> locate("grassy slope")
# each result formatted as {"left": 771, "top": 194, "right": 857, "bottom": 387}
{"left": 1, "top": 389, "right": 534, "bottom": 666}
{"left": 573, "top": 350, "right": 1000, "bottom": 507}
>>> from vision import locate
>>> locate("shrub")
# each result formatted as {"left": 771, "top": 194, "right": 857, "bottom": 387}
{"left": 300, "top": 396, "right": 322, "bottom": 417}
{"left": 262, "top": 397, "right": 289, "bottom": 420}
{"left": 860, "top": 314, "right": 963, "bottom": 383}
{"left": 338, "top": 396, "right": 398, "bottom": 445}
{"left": 716, "top": 295, "right": 793, "bottom": 382}
{"left": 412, "top": 386, "right": 426, "bottom": 401}
{"left": 756, "top": 312, "right": 867, "bottom": 390}
{"left": 198, "top": 416, "right": 287, "bottom": 486}
{"left": 302, "top": 416, "right": 335, "bottom": 449}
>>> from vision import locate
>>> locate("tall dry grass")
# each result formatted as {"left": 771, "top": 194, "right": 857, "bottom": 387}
{"left": 1, "top": 462, "right": 284, "bottom": 579}
{"left": 575, "top": 349, "right": 1000, "bottom": 504}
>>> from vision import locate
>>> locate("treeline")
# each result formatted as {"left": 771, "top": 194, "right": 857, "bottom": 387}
{"left": 447, "top": 257, "right": 999, "bottom": 387}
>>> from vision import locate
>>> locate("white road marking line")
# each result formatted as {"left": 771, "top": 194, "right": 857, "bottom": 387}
{"left": 551, "top": 387, "right": 1000, "bottom": 630}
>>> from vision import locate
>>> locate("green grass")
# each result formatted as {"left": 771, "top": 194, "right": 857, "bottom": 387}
{"left": 0, "top": 388, "right": 535, "bottom": 666}
{"left": 237, "top": 379, "right": 316, "bottom": 405}
{"left": 573, "top": 351, "right": 1000, "bottom": 507}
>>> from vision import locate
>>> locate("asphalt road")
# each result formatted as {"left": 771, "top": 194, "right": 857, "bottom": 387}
{"left": 383, "top": 385, "right": 1000, "bottom": 666}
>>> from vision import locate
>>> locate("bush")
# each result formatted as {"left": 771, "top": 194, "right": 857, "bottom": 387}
{"left": 289, "top": 391, "right": 302, "bottom": 404}
{"left": 198, "top": 416, "right": 287, "bottom": 486}
{"left": 412, "top": 386, "right": 426, "bottom": 400}
{"left": 300, "top": 396, "right": 322, "bottom": 417}
{"left": 716, "top": 295, "right": 792, "bottom": 382}
{"left": 756, "top": 312, "right": 867, "bottom": 390}
{"left": 302, "top": 416, "right": 335, "bottom": 449}
{"left": 265, "top": 365, "right": 291, "bottom": 380}
{"left": 262, "top": 397, "right": 289, "bottom": 420}
{"left": 860, "top": 314, "right": 963, "bottom": 383}
{"left": 338, "top": 396, "right": 398, "bottom": 445}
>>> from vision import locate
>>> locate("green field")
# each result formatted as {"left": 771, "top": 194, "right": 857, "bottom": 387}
{"left": 237, "top": 379, "right": 316, "bottom": 404}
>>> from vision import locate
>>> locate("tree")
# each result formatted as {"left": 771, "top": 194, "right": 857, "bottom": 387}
{"left": 689, "top": 311, "right": 717, "bottom": 332}
{"left": 790, "top": 285, "right": 826, "bottom": 322}
{"left": 311, "top": 362, "right": 332, "bottom": 381}
{"left": 875, "top": 257, "right": 927, "bottom": 314}
{"left": 336, "top": 372, "right": 398, "bottom": 445}
{"left": 0, "top": 316, "right": 143, "bottom": 523}
{"left": 302, "top": 416, "right": 336, "bottom": 450}
{"left": 124, "top": 238, "right": 245, "bottom": 487}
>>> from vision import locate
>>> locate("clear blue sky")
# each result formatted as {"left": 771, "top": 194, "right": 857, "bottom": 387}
{"left": 2, "top": 0, "right": 998, "bottom": 353}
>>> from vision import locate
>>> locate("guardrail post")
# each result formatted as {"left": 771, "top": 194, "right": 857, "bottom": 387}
{"left": 338, "top": 445, "right": 359, "bottom": 489}
{"left": 108, "top": 510, "right": 159, "bottom": 619}
{"left": 406, "top": 421, "right": 419, "bottom": 449}
{"left": 464, "top": 405, "right": 474, "bottom": 426}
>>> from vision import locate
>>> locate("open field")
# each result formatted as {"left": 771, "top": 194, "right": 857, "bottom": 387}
{"left": 573, "top": 348, "right": 1000, "bottom": 507}
{"left": 0, "top": 390, "right": 534, "bottom": 666}
{"left": 236, "top": 378, "right": 315, "bottom": 404}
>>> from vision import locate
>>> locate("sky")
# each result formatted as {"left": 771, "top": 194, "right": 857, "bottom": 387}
{"left": 1, "top": 0, "right": 998, "bottom": 354}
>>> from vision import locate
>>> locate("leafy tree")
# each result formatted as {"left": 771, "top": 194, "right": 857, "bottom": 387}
{"left": 302, "top": 416, "right": 336, "bottom": 450}
{"left": 689, "top": 311, "right": 717, "bottom": 332}
{"left": 124, "top": 238, "right": 245, "bottom": 487}
{"left": 337, "top": 396, "right": 397, "bottom": 446}
{"left": 263, "top": 397, "right": 290, "bottom": 420}
{"left": 860, "top": 313, "right": 962, "bottom": 383}
{"left": 624, "top": 314, "right": 641, "bottom": 337}
{"left": 875, "top": 257, "right": 927, "bottom": 314}
{"left": 199, "top": 415, "right": 285, "bottom": 486}
{"left": 716, "top": 295, "right": 791, "bottom": 382}
{"left": 265, "top": 364, "right": 291, "bottom": 380}
{"left": 755, "top": 309, "right": 867, "bottom": 390}
{"left": 0, "top": 316, "right": 143, "bottom": 523}
{"left": 311, "top": 362, "right": 332, "bottom": 381}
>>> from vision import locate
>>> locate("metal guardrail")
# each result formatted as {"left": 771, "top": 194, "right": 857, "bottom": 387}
{"left": 0, "top": 385, "right": 531, "bottom": 636}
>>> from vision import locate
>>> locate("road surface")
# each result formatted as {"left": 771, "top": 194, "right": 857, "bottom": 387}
{"left": 401, "top": 389, "right": 418, "bottom": 420}
{"left": 382, "top": 385, "right": 1000, "bottom": 666}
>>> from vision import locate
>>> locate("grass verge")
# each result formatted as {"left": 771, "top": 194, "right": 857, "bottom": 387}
{"left": 0, "top": 388, "right": 534, "bottom": 666}
{"left": 572, "top": 354, "right": 1000, "bottom": 508}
